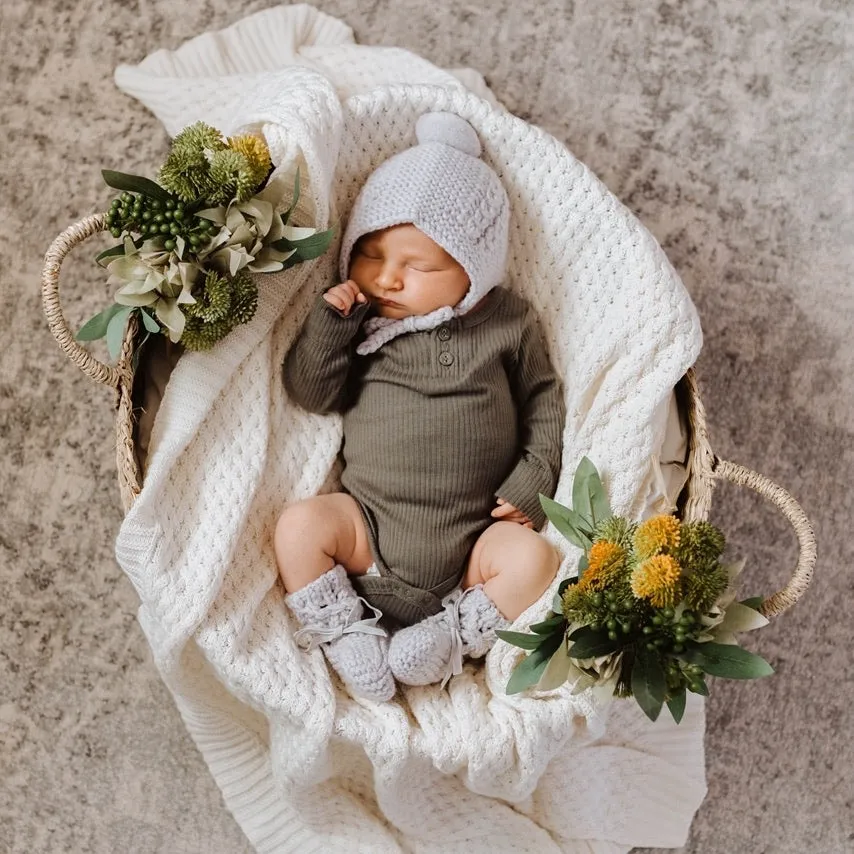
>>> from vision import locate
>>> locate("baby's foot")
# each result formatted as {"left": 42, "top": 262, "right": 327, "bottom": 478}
{"left": 287, "top": 564, "right": 395, "bottom": 702}
{"left": 388, "top": 586, "right": 508, "bottom": 687}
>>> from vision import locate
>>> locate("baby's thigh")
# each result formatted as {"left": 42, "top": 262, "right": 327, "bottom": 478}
{"left": 275, "top": 492, "right": 374, "bottom": 573}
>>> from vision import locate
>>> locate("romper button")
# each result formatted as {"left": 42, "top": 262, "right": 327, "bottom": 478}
{"left": 438, "top": 352, "right": 454, "bottom": 366}
{"left": 438, "top": 326, "right": 451, "bottom": 341}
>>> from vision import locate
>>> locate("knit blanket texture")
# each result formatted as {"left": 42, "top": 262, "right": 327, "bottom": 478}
{"left": 113, "top": 6, "right": 706, "bottom": 852}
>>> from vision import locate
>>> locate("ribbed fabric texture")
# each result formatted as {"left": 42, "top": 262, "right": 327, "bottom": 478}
{"left": 111, "top": 6, "right": 707, "bottom": 852}
{"left": 283, "top": 287, "right": 565, "bottom": 623}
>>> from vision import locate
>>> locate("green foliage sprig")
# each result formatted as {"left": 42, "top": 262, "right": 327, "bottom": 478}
{"left": 78, "top": 122, "right": 335, "bottom": 357}
{"left": 497, "top": 458, "right": 773, "bottom": 723}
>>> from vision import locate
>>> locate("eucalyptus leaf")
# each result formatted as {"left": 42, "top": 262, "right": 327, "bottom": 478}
{"left": 666, "top": 688, "right": 687, "bottom": 724}
{"left": 535, "top": 629, "right": 567, "bottom": 663}
{"left": 293, "top": 227, "right": 336, "bottom": 258}
{"left": 77, "top": 303, "right": 127, "bottom": 342}
{"left": 631, "top": 646, "right": 666, "bottom": 721}
{"left": 496, "top": 630, "right": 545, "bottom": 651}
{"left": 272, "top": 227, "right": 335, "bottom": 259}
{"left": 572, "top": 456, "right": 610, "bottom": 525}
{"left": 530, "top": 614, "right": 567, "bottom": 635}
{"left": 567, "top": 626, "right": 624, "bottom": 659}
{"left": 506, "top": 652, "right": 551, "bottom": 695}
{"left": 105, "top": 306, "right": 134, "bottom": 359}
{"left": 718, "top": 602, "right": 769, "bottom": 634}
{"left": 102, "top": 169, "right": 173, "bottom": 203}
{"left": 139, "top": 309, "right": 161, "bottom": 334}
{"left": 95, "top": 243, "right": 127, "bottom": 266}
{"left": 537, "top": 637, "right": 574, "bottom": 691}
{"left": 572, "top": 458, "right": 594, "bottom": 522}
{"left": 577, "top": 551, "right": 589, "bottom": 579}
{"left": 539, "top": 494, "right": 594, "bottom": 550}
{"left": 509, "top": 631, "right": 566, "bottom": 694}
{"left": 683, "top": 642, "right": 774, "bottom": 680}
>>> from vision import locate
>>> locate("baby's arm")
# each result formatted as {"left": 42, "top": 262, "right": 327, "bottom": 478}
{"left": 282, "top": 282, "right": 371, "bottom": 414}
{"left": 495, "top": 308, "right": 566, "bottom": 529}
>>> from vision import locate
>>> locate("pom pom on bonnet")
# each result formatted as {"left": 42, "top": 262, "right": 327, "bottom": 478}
{"left": 339, "top": 112, "right": 511, "bottom": 355}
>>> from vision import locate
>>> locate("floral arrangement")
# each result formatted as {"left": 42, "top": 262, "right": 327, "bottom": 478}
{"left": 77, "top": 122, "right": 334, "bottom": 356}
{"left": 498, "top": 458, "right": 773, "bottom": 723}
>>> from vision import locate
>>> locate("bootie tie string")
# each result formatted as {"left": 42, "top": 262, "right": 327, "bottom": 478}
{"left": 294, "top": 597, "right": 386, "bottom": 650}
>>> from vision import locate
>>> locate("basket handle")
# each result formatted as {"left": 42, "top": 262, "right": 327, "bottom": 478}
{"left": 711, "top": 457, "right": 816, "bottom": 618}
{"left": 41, "top": 213, "right": 121, "bottom": 388}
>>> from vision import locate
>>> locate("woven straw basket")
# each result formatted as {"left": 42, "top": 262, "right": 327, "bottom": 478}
{"left": 42, "top": 213, "right": 817, "bottom": 619}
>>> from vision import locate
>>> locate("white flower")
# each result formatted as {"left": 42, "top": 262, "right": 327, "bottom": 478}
{"left": 107, "top": 237, "right": 199, "bottom": 342}
{"left": 196, "top": 183, "right": 307, "bottom": 276}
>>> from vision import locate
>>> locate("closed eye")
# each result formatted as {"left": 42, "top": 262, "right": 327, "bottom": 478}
{"left": 407, "top": 263, "right": 441, "bottom": 273}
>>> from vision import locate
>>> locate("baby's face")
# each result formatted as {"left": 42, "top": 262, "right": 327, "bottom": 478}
{"left": 349, "top": 224, "right": 470, "bottom": 319}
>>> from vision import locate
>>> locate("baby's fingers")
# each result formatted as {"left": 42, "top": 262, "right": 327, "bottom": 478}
{"left": 491, "top": 502, "right": 514, "bottom": 518}
{"left": 323, "top": 291, "right": 352, "bottom": 314}
{"left": 343, "top": 280, "right": 367, "bottom": 303}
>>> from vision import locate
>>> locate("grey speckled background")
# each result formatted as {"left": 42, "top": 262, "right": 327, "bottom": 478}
{"left": 2, "top": 1, "right": 852, "bottom": 852}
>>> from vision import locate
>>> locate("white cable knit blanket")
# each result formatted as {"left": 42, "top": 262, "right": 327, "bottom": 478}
{"left": 113, "top": 6, "right": 706, "bottom": 852}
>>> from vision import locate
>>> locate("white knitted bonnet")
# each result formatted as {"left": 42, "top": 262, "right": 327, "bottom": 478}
{"left": 339, "top": 111, "right": 510, "bottom": 355}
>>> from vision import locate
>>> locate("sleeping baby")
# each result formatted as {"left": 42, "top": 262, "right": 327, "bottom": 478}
{"left": 278, "top": 112, "right": 565, "bottom": 701}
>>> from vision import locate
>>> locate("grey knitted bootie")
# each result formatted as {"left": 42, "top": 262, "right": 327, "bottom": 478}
{"left": 388, "top": 586, "right": 509, "bottom": 687}
{"left": 287, "top": 564, "right": 395, "bottom": 702}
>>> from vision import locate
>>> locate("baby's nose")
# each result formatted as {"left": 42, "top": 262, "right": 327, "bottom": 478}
{"left": 377, "top": 265, "right": 403, "bottom": 290}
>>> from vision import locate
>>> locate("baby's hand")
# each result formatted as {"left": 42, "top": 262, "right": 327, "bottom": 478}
{"left": 491, "top": 498, "right": 534, "bottom": 529}
{"left": 323, "top": 279, "right": 367, "bottom": 316}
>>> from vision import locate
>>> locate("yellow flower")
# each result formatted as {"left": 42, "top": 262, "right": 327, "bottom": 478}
{"left": 228, "top": 133, "right": 272, "bottom": 189}
{"left": 633, "top": 514, "right": 681, "bottom": 559}
{"left": 579, "top": 540, "right": 627, "bottom": 591}
{"left": 631, "top": 554, "right": 682, "bottom": 607}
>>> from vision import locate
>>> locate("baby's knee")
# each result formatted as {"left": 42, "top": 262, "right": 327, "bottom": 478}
{"left": 525, "top": 530, "right": 561, "bottom": 582}
{"left": 276, "top": 497, "right": 322, "bottom": 542}
{"left": 471, "top": 522, "right": 559, "bottom": 584}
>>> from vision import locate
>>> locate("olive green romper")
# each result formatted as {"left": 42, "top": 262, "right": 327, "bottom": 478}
{"left": 283, "top": 287, "right": 565, "bottom": 625}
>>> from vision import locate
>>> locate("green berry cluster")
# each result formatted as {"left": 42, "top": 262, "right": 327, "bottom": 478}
{"left": 664, "top": 658, "right": 706, "bottom": 696}
{"left": 640, "top": 607, "right": 699, "bottom": 655}
{"left": 585, "top": 589, "right": 642, "bottom": 641}
{"left": 105, "top": 192, "right": 216, "bottom": 252}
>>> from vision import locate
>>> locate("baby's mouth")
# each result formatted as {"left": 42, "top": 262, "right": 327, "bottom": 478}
{"left": 376, "top": 297, "right": 403, "bottom": 307}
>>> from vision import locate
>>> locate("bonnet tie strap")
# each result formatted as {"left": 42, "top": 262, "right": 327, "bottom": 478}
{"left": 294, "top": 597, "right": 387, "bottom": 651}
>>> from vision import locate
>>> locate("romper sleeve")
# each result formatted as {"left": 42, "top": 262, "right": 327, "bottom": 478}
{"left": 282, "top": 292, "right": 372, "bottom": 414}
{"left": 495, "top": 307, "right": 566, "bottom": 529}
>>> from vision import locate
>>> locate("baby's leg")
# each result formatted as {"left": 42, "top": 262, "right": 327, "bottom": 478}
{"left": 463, "top": 521, "right": 560, "bottom": 621}
{"left": 388, "top": 522, "right": 559, "bottom": 686}
{"left": 274, "top": 493, "right": 374, "bottom": 592}
{"left": 276, "top": 493, "right": 394, "bottom": 702}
